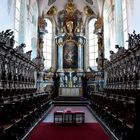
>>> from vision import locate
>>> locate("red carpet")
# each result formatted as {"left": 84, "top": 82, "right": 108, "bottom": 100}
{"left": 27, "top": 123, "right": 111, "bottom": 140}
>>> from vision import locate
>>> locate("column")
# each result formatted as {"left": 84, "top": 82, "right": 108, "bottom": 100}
{"left": 78, "top": 44, "right": 83, "bottom": 70}
{"left": 115, "top": 0, "right": 124, "bottom": 47}
{"left": 78, "top": 37, "right": 84, "bottom": 71}
{"left": 58, "top": 44, "right": 63, "bottom": 70}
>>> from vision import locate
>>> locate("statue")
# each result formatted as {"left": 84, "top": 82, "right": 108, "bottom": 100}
{"left": 64, "top": 20, "right": 74, "bottom": 39}
{"left": 66, "top": 20, "right": 73, "bottom": 34}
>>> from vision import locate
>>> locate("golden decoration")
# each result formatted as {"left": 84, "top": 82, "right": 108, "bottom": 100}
{"left": 47, "top": 6, "right": 57, "bottom": 16}
{"left": 66, "top": 20, "right": 74, "bottom": 34}
{"left": 66, "top": 0, "right": 76, "bottom": 15}
{"left": 95, "top": 17, "right": 103, "bottom": 30}
{"left": 38, "top": 13, "right": 46, "bottom": 30}
{"left": 84, "top": 6, "right": 94, "bottom": 16}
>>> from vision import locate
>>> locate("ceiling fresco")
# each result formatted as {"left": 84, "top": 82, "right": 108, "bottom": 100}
{"left": 37, "top": 0, "right": 105, "bottom": 17}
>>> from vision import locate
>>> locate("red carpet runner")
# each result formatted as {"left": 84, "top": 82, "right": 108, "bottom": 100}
{"left": 27, "top": 122, "right": 111, "bottom": 140}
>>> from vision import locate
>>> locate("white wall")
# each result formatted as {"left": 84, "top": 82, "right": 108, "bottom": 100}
{"left": 0, "top": 0, "right": 15, "bottom": 32}
{"left": 0, "top": 0, "right": 38, "bottom": 59}
{"left": 127, "top": 0, "right": 140, "bottom": 33}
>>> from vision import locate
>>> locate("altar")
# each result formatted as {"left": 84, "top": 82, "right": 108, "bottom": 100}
{"left": 52, "top": 0, "right": 86, "bottom": 97}
{"left": 55, "top": 0, "right": 86, "bottom": 72}
{"left": 59, "top": 87, "right": 82, "bottom": 96}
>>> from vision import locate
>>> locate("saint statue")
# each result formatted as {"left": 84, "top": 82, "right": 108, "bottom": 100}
{"left": 66, "top": 20, "right": 73, "bottom": 34}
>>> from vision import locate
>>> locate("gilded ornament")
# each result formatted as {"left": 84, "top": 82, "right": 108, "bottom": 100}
{"left": 66, "top": 0, "right": 76, "bottom": 15}
{"left": 47, "top": 6, "right": 57, "bottom": 16}
{"left": 38, "top": 14, "right": 46, "bottom": 31}
{"left": 84, "top": 6, "right": 94, "bottom": 16}
{"left": 95, "top": 17, "right": 103, "bottom": 31}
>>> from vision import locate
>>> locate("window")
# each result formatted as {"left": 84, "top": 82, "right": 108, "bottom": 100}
{"left": 14, "top": 0, "right": 21, "bottom": 47}
{"left": 122, "top": 0, "right": 128, "bottom": 49}
{"left": 43, "top": 19, "right": 52, "bottom": 69}
{"left": 88, "top": 18, "right": 98, "bottom": 69}
{"left": 103, "top": 0, "right": 115, "bottom": 59}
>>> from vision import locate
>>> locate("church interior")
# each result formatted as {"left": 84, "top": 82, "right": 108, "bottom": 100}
{"left": 0, "top": 0, "right": 140, "bottom": 140}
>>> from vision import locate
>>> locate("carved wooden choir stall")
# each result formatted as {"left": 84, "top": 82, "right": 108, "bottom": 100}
{"left": 0, "top": 30, "right": 51, "bottom": 139}
{"left": 89, "top": 31, "right": 140, "bottom": 140}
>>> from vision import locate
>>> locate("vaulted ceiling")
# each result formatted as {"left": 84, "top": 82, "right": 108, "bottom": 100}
{"left": 37, "top": 0, "right": 105, "bottom": 17}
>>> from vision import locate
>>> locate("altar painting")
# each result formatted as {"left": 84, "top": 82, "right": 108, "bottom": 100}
{"left": 63, "top": 41, "right": 78, "bottom": 68}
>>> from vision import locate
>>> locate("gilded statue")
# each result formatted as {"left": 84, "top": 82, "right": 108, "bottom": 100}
{"left": 66, "top": 20, "right": 73, "bottom": 34}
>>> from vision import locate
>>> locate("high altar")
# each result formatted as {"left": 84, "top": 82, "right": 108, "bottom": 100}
{"left": 48, "top": 0, "right": 88, "bottom": 96}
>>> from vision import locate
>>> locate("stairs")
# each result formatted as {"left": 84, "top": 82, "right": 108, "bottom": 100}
{"left": 52, "top": 96, "right": 90, "bottom": 106}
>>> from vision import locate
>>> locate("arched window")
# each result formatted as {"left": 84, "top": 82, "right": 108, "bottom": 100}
{"left": 43, "top": 18, "right": 52, "bottom": 69}
{"left": 14, "top": 0, "right": 21, "bottom": 47}
{"left": 88, "top": 18, "right": 98, "bottom": 69}
{"left": 103, "top": 0, "right": 115, "bottom": 59}
{"left": 14, "top": 0, "right": 38, "bottom": 55}
{"left": 122, "top": 0, "right": 128, "bottom": 49}
{"left": 29, "top": 1, "right": 38, "bottom": 58}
